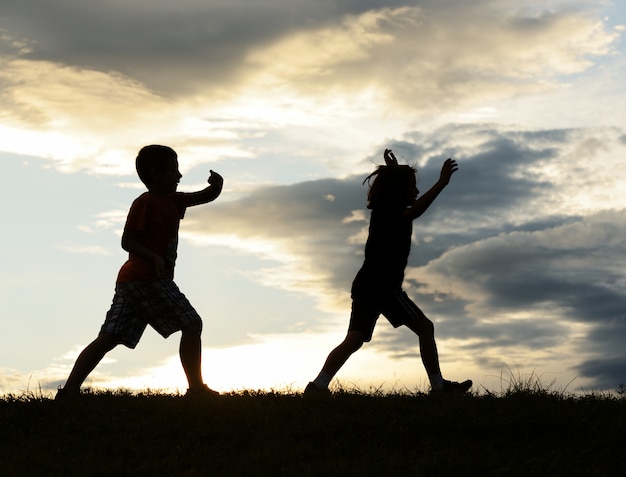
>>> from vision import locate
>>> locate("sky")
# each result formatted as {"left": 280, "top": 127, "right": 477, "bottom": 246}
{"left": 1, "top": 0, "right": 625, "bottom": 396}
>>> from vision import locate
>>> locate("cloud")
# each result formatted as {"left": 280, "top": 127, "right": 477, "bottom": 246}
{"left": 405, "top": 208, "right": 626, "bottom": 317}
{"left": 245, "top": 3, "right": 620, "bottom": 111}
{"left": 57, "top": 245, "right": 111, "bottom": 256}
{"left": 576, "top": 356, "right": 626, "bottom": 389}
{"left": 179, "top": 124, "right": 626, "bottom": 388}
{"left": 1, "top": 0, "right": 407, "bottom": 95}
{"left": 2, "top": 2, "right": 624, "bottom": 392}
{"left": 183, "top": 175, "right": 368, "bottom": 313}
{"left": 1, "top": 1, "right": 621, "bottom": 176}
{"left": 7, "top": 1, "right": 614, "bottom": 102}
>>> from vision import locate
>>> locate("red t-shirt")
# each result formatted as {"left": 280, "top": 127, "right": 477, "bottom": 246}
{"left": 116, "top": 192, "right": 190, "bottom": 283}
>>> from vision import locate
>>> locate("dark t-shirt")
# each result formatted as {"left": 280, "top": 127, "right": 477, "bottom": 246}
{"left": 352, "top": 207, "right": 412, "bottom": 295}
{"left": 116, "top": 192, "right": 189, "bottom": 283}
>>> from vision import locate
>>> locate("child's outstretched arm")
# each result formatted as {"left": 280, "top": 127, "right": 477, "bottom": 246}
{"left": 404, "top": 158, "right": 457, "bottom": 220}
{"left": 183, "top": 170, "right": 224, "bottom": 207}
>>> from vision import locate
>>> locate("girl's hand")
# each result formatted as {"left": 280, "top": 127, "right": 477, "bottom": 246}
{"left": 439, "top": 158, "right": 458, "bottom": 185}
{"left": 384, "top": 149, "right": 398, "bottom": 166}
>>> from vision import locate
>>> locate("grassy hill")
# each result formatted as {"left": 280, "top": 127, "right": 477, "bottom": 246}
{"left": 1, "top": 386, "right": 625, "bottom": 476}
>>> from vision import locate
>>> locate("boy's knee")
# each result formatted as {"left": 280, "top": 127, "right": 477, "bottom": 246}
{"left": 97, "top": 332, "right": 122, "bottom": 350}
{"left": 182, "top": 320, "right": 203, "bottom": 334}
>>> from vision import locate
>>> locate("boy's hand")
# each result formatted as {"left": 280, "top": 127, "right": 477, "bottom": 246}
{"left": 208, "top": 170, "right": 223, "bottom": 186}
{"left": 439, "top": 158, "right": 458, "bottom": 185}
{"left": 153, "top": 255, "right": 167, "bottom": 278}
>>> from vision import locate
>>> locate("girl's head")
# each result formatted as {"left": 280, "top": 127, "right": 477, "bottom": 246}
{"left": 363, "top": 164, "right": 418, "bottom": 209}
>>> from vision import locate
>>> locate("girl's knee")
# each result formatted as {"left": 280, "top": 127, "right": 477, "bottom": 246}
{"left": 409, "top": 317, "right": 435, "bottom": 338}
{"left": 350, "top": 340, "right": 364, "bottom": 353}
{"left": 344, "top": 332, "right": 366, "bottom": 352}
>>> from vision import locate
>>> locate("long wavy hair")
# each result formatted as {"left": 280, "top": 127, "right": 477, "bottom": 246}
{"left": 363, "top": 164, "right": 417, "bottom": 209}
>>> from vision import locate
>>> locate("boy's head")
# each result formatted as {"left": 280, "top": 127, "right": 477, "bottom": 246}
{"left": 136, "top": 145, "right": 178, "bottom": 187}
{"left": 364, "top": 165, "right": 418, "bottom": 209}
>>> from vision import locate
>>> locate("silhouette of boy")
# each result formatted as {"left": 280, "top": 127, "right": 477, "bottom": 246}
{"left": 57, "top": 145, "right": 223, "bottom": 398}
{"left": 306, "top": 149, "right": 471, "bottom": 394}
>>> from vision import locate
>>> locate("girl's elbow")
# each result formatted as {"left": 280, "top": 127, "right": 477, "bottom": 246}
{"left": 406, "top": 208, "right": 425, "bottom": 220}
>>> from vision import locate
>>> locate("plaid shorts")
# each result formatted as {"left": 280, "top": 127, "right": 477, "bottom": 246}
{"left": 349, "top": 290, "right": 431, "bottom": 342}
{"left": 100, "top": 279, "right": 202, "bottom": 348}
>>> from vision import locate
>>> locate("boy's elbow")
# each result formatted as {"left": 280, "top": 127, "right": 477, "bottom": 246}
{"left": 208, "top": 186, "right": 223, "bottom": 202}
{"left": 121, "top": 231, "right": 133, "bottom": 252}
{"left": 213, "top": 182, "right": 224, "bottom": 196}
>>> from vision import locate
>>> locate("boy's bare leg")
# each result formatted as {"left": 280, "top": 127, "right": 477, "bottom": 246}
{"left": 180, "top": 322, "right": 204, "bottom": 390}
{"left": 63, "top": 333, "right": 119, "bottom": 393}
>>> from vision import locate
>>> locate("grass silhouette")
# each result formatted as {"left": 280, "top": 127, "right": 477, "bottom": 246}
{"left": 1, "top": 379, "right": 625, "bottom": 476}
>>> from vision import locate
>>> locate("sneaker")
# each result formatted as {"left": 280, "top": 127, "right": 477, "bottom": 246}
{"left": 432, "top": 379, "right": 472, "bottom": 394}
{"left": 54, "top": 386, "right": 80, "bottom": 401}
{"left": 303, "top": 382, "right": 331, "bottom": 397}
{"left": 185, "top": 384, "right": 220, "bottom": 398}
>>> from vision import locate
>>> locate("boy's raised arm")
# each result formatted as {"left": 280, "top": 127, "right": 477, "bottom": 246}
{"left": 404, "top": 158, "right": 457, "bottom": 220}
{"left": 184, "top": 170, "right": 224, "bottom": 207}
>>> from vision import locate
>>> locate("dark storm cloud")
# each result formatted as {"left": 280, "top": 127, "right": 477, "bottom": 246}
{"left": 379, "top": 127, "right": 572, "bottom": 266}
{"left": 3, "top": 0, "right": 283, "bottom": 92}
{"left": 576, "top": 357, "right": 626, "bottom": 389}
{"left": 576, "top": 314, "right": 626, "bottom": 388}
{"left": 397, "top": 207, "right": 626, "bottom": 390}
{"left": 404, "top": 132, "right": 555, "bottom": 216}
{"left": 0, "top": 0, "right": 408, "bottom": 94}
{"left": 1, "top": 0, "right": 617, "bottom": 102}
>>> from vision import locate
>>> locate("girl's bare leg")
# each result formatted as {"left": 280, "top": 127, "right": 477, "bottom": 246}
{"left": 405, "top": 318, "right": 441, "bottom": 377}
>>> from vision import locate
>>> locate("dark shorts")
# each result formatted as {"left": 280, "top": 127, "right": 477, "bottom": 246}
{"left": 349, "top": 290, "right": 431, "bottom": 342}
{"left": 100, "top": 279, "right": 202, "bottom": 348}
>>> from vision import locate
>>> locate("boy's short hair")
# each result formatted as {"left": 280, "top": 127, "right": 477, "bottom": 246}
{"left": 136, "top": 145, "right": 177, "bottom": 187}
{"left": 364, "top": 165, "right": 417, "bottom": 209}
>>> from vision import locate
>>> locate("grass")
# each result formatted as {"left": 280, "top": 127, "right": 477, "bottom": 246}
{"left": 1, "top": 381, "right": 625, "bottom": 476}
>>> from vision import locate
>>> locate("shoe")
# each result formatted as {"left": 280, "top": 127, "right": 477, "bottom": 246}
{"left": 432, "top": 379, "right": 472, "bottom": 394}
{"left": 54, "top": 386, "right": 80, "bottom": 401}
{"left": 185, "top": 384, "right": 220, "bottom": 397}
{"left": 303, "top": 382, "right": 331, "bottom": 397}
